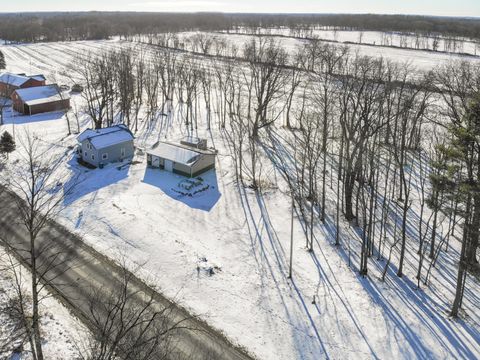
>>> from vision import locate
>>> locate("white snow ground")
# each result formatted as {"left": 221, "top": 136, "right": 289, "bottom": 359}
{"left": 170, "top": 31, "right": 480, "bottom": 75}
{"left": 0, "top": 38, "right": 479, "bottom": 360}
{"left": 229, "top": 28, "right": 480, "bottom": 56}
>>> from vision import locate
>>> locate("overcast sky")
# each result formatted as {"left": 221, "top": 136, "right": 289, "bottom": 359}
{"left": 2, "top": 0, "right": 480, "bottom": 17}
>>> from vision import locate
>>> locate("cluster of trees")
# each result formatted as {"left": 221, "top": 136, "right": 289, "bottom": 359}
{"left": 73, "top": 46, "right": 219, "bottom": 134}
{"left": 0, "top": 12, "right": 232, "bottom": 43}
{"left": 230, "top": 14, "right": 480, "bottom": 41}
{"left": 0, "top": 12, "right": 479, "bottom": 44}
{"left": 72, "top": 37, "right": 479, "bottom": 318}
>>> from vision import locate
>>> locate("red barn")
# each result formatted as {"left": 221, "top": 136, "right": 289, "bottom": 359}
{"left": 0, "top": 73, "right": 46, "bottom": 96}
{"left": 12, "top": 85, "right": 70, "bottom": 116}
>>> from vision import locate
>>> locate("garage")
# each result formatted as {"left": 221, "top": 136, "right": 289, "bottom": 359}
{"left": 146, "top": 138, "right": 217, "bottom": 178}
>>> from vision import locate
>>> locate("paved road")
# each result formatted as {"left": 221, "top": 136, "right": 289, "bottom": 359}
{"left": 0, "top": 190, "right": 254, "bottom": 360}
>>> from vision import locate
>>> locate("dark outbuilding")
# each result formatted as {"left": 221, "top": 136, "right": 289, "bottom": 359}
{"left": 11, "top": 84, "right": 70, "bottom": 115}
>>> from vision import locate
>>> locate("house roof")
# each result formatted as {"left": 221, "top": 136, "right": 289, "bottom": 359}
{"left": 0, "top": 72, "right": 44, "bottom": 87}
{"left": 13, "top": 85, "right": 70, "bottom": 106}
{"left": 77, "top": 125, "right": 134, "bottom": 150}
{"left": 147, "top": 141, "right": 203, "bottom": 166}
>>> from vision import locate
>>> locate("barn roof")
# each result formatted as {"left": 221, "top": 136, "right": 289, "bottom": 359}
{"left": 147, "top": 142, "right": 203, "bottom": 166}
{"left": 13, "top": 85, "right": 70, "bottom": 106}
{"left": 0, "top": 72, "right": 32, "bottom": 87}
{"left": 31, "top": 74, "right": 46, "bottom": 82}
{"left": 77, "top": 125, "right": 134, "bottom": 150}
{"left": 0, "top": 72, "right": 45, "bottom": 87}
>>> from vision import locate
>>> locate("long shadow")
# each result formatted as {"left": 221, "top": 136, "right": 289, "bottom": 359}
{"left": 142, "top": 167, "right": 221, "bottom": 212}
{"left": 319, "top": 205, "right": 479, "bottom": 359}
{"left": 235, "top": 179, "right": 329, "bottom": 359}
{"left": 262, "top": 126, "right": 480, "bottom": 358}
{"left": 363, "top": 268, "right": 479, "bottom": 359}
{"left": 2, "top": 109, "right": 65, "bottom": 125}
{"left": 63, "top": 157, "right": 130, "bottom": 207}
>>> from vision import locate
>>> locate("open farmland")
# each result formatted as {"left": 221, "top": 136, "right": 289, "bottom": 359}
{"left": 1, "top": 33, "right": 479, "bottom": 360}
{"left": 230, "top": 27, "right": 480, "bottom": 56}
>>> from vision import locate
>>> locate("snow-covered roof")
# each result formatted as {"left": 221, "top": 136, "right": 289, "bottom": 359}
{"left": 14, "top": 85, "right": 70, "bottom": 106}
{"left": 31, "top": 74, "right": 46, "bottom": 82}
{"left": 77, "top": 125, "right": 134, "bottom": 150}
{"left": 147, "top": 142, "right": 202, "bottom": 166}
{"left": 0, "top": 72, "right": 32, "bottom": 87}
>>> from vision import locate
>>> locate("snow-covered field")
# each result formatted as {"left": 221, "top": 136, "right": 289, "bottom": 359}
{"left": 230, "top": 27, "right": 480, "bottom": 56}
{"left": 1, "top": 38, "right": 479, "bottom": 360}
{"left": 173, "top": 31, "right": 480, "bottom": 74}
{"left": 0, "top": 248, "right": 87, "bottom": 359}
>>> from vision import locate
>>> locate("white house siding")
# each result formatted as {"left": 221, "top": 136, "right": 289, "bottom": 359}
{"left": 147, "top": 152, "right": 216, "bottom": 177}
{"left": 80, "top": 140, "right": 134, "bottom": 167}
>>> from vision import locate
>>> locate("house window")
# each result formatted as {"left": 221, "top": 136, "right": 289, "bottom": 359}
{"left": 102, "top": 153, "right": 108, "bottom": 160}
{"left": 84, "top": 151, "right": 87, "bottom": 157}
{"left": 91, "top": 154, "right": 95, "bottom": 161}
{"left": 87, "top": 143, "right": 91, "bottom": 150}
{"left": 121, "top": 148, "right": 125, "bottom": 157}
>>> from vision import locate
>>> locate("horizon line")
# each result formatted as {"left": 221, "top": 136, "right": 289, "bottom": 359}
{"left": 0, "top": 11, "right": 478, "bottom": 19}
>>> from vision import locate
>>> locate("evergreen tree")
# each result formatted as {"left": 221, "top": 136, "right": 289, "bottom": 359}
{"left": 431, "top": 93, "right": 480, "bottom": 317}
{"left": 0, "top": 50, "right": 5, "bottom": 70}
{"left": 0, "top": 131, "right": 15, "bottom": 158}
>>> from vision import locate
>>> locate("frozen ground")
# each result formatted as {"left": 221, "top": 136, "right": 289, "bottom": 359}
{"left": 0, "top": 39, "right": 479, "bottom": 360}
{"left": 0, "top": 247, "right": 87, "bottom": 359}
{"left": 171, "top": 31, "right": 480, "bottom": 74}
{"left": 229, "top": 28, "right": 480, "bottom": 56}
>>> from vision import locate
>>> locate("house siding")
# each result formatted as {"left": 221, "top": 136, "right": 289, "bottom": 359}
{"left": 28, "top": 99, "right": 70, "bottom": 115}
{"left": 80, "top": 139, "right": 134, "bottom": 168}
{"left": 0, "top": 83, "right": 19, "bottom": 96}
{"left": 147, "top": 152, "right": 216, "bottom": 177}
{"left": 80, "top": 140, "right": 100, "bottom": 167}
{"left": 191, "top": 154, "right": 216, "bottom": 175}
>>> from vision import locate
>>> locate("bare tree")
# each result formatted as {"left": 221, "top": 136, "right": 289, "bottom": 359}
{"left": 0, "top": 132, "right": 78, "bottom": 360}
{"left": 73, "top": 52, "right": 116, "bottom": 129}
{"left": 117, "top": 48, "right": 135, "bottom": 127}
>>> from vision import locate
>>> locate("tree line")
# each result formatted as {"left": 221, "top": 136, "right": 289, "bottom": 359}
{"left": 0, "top": 12, "right": 479, "bottom": 44}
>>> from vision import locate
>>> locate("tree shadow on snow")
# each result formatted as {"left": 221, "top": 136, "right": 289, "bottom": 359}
{"left": 141, "top": 167, "right": 221, "bottom": 212}
{"left": 315, "top": 210, "right": 479, "bottom": 359}
{"left": 2, "top": 109, "right": 65, "bottom": 125}
{"left": 62, "top": 157, "right": 131, "bottom": 208}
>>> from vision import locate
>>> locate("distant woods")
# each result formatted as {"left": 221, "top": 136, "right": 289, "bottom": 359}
{"left": 0, "top": 13, "right": 479, "bottom": 44}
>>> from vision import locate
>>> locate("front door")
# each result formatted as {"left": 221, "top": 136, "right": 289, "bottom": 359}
{"left": 164, "top": 160, "right": 173, "bottom": 172}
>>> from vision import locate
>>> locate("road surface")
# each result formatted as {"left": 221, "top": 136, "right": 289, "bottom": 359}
{"left": 0, "top": 189, "right": 254, "bottom": 360}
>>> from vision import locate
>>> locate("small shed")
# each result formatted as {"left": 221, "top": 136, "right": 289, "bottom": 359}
{"left": 146, "top": 138, "right": 216, "bottom": 177}
{"left": 77, "top": 125, "right": 135, "bottom": 168}
{"left": 12, "top": 85, "right": 70, "bottom": 115}
{"left": 0, "top": 72, "right": 46, "bottom": 96}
